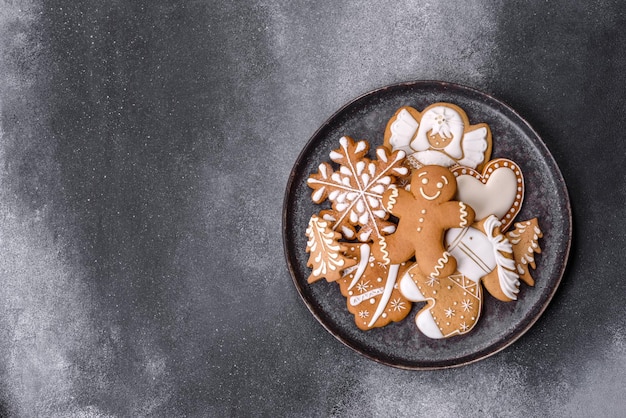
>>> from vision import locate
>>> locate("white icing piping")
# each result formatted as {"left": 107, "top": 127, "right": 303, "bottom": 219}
{"left": 459, "top": 202, "right": 469, "bottom": 227}
{"left": 350, "top": 287, "right": 384, "bottom": 306}
{"left": 368, "top": 264, "right": 399, "bottom": 327}
{"left": 430, "top": 251, "right": 451, "bottom": 278}
{"left": 385, "top": 186, "right": 399, "bottom": 212}
{"left": 347, "top": 244, "right": 371, "bottom": 291}
{"left": 484, "top": 215, "right": 520, "bottom": 300}
{"left": 419, "top": 188, "right": 441, "bottom": 201}
{"left": 378, "top": 236, "right": 391, "bottom": 265}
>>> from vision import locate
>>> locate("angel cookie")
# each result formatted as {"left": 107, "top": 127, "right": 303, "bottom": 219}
{"left": 384, "top": 103, "right": 492, "bottom": 170}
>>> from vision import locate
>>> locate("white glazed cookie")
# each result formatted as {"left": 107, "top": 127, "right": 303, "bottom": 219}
{"left": 451, "top": 158, "right": 524, "bottom": 232}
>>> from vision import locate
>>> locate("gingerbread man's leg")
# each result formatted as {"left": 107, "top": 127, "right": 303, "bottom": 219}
{"left": 416, "top": 247, "right": 458, "bottom": 281}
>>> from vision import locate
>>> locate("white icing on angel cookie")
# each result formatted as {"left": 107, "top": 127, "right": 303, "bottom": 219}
{"left": 384, "top": 104, "right": 492, "bottom": 170}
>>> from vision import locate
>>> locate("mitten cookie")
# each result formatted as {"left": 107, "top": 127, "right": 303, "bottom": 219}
{"left": 399, "top": 262, "right": 483, "bottom": 339}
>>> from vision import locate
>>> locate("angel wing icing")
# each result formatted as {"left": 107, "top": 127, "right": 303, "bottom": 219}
{"left": 386, "top": 104, "right": 490, "bottom": 170}
{"left": 388, "top": 108, "right": 419, "bottom": 155}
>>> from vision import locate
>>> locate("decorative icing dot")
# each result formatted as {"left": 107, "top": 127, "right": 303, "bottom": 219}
{"left": 382, "top": 313, "right": 387, "bottom": 318}
{"left": 447, "top": 286, "right": 452, "bottom": 290}
{"left": 494, "top": 163, "right": 500, "bottom": 168}
{"left": 377, "top": 277, "right": 383, "bottom": 282}
{"left": 417, "top": 227, "right": 422, "bottom": 232}
{"left": 370, "top": 298, "right": 376, "bottom": 304}
{"left": 421, "top": 178, "right": 428, "bottom": 184}
{"left": 446, "top": 322, "right": 450, "bottom": 326}
{"left": 433, "top": 290, "right": 437, "bottom": 295}
{"left": 370, "top": 263, "right": 375, "bottom": 267}
{"left": 421, "top": 209, "right": 426, "bottom": 214}
{"left": 418, "top": 218, "right": 424, "bottom": 223}
{"left": 348, "top": 291, "right": 353, "bottom": 296}
{"left": 462, "top": 169, "right": 467, "bottom": 174}
{"left": 504, "top": 161, "right": 509, "bottom": 166}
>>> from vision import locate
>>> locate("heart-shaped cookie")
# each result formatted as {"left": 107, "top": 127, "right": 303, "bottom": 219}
{"left": 451, "top": 158, "right": 524, "bottom": 231}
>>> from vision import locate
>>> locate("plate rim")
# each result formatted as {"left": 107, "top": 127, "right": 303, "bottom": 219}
{"left": 282, "top": 80, "right": 572, "bottom": 370}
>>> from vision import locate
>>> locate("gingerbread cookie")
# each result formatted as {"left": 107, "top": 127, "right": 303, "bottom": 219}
{"left": 303, "top": 102, "right": 543, "bottom": 340}
{"left": 400, "top": 215, "right": 520, "bottom": 338}
{"left": 507, "top": 218, "right": 543, "bottom": 286}
{"left": 305, "top": 215, "right": 357, "bottom": 283}
{"left": 307, "top": 136, "right": 409, "bottom": 243}
{"left": 451, "top": 158, "right": 524, "bottom": 232}
{"left": 400, "top": 262, "right": 483, "bottom": 338}
{"left": 380, "top": 165, "right": 475, "bottom": 280}
{"left": 446, "top": 215, "right": 520, "bottom": 302}
{"left": 336, "top": 244, "right": 412, "bottom": 330}
{"left": 384, "top": 103, "right": 492, "bottom": 170}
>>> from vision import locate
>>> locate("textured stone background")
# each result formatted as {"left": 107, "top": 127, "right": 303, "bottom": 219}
{"left": 0, "top": 0, "right": 624, "bottom": 416}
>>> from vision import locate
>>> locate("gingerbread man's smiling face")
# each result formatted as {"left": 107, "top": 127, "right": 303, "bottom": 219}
{"left": 412, "top": 165, "right": 457, "bottom": 203}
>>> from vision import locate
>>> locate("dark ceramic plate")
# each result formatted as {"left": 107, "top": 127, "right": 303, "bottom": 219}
{"left": 283, "top": 81, "right": 571, "bottom": 369}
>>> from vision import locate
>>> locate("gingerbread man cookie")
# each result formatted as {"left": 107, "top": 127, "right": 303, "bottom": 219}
{"left": 380, "top": 165, "right": 475, "bottom": 279}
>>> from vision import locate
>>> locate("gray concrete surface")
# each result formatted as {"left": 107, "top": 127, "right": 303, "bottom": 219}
{"left": 0, "top": 0, "right": 623, "bottom": 416}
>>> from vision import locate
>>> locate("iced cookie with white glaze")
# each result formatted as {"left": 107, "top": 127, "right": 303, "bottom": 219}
{"left": 399, "top": 215, "right": 520, "bottom": 338}
{"left": 304, "top": 102, "right": 543, "bottom": 339}
{"left": 336, "top": 243, "right": 412, "bottom": 330}
{"left": 383, "top": 103, "right": 492, "bottom": 170}
{"left": 379, "top": 164, "right": 475, "bottom": 279}
{"left": 451, "top": 158, "right": 524, "bottom": 232}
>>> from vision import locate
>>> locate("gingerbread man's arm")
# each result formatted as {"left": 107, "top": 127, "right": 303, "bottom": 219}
{"left": 438, "top": 201, "right": 476, "bottom": 229}
{"left": 381, "top": 187, "right": 414, "bottom": 218}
